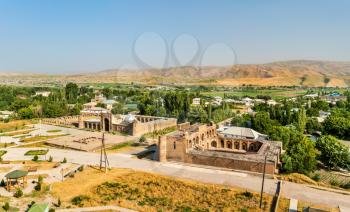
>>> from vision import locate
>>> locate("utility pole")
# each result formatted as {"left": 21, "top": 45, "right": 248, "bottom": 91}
{"left": 99, "top": 110, "right": 110, "bottom": 172}
{"left": 259, "top": 152, "right": 268, "bottom": 209}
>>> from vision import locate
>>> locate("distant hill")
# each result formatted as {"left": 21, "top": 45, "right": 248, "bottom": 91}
{"left": 1, "top": 60, "right": 350, "bottom": 87}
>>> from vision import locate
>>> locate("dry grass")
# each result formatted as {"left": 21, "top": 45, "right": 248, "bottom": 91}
{"left": 1, "top": 129, "right": 34, "bottom": 136}
{"left": 11, "top": 161, "right": 56, "bottom": 171}
{"left": 51, "top": 167, "right": 286, "bottom": 211}
{"left": 280, "top": 172, "right": 350, "bottom": 191}
{"left": 0, "top": 120, "right": 35, "bottom": 133}
{"left": 298, "top": 201, "right": 340, "bottom": 212}
{"left": 15, "top": 141, "right": 49, "bottom": 148}
{"left": 0, "top": 167, "right": 12, "bottom": 173}
{"left": 278, "top": 173, "right": 318, "bottom": 185}
{"left": 20, "top": 135, "right": 64, "bottom": 143}
{"left": 0, "top": 143, "right": 16, "bottom": 148}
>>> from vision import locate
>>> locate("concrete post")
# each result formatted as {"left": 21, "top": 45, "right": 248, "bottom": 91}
{"left": 158, "top": 136, "right": 167, "bottom": 162}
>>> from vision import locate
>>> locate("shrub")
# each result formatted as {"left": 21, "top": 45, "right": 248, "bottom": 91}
{"left": 241, "top": 191, "right": 253, "bottom": 198}
{"left": 38, "top": 175, "right": 43, "bottom": 184}
{"left": 32, "top": 155, "right": 39, "bottom": 161}
{"left": 0, "top": 179, "right": 5, "bottom": 187}
{"left": 311, "top": 173, "right": 321, "bottom": 182}
{"left": 48, "top": 156, "right": 53, "bottom": 162}
{"left": 14, "top": 188, "right": 23, "bottom": 198}
{"left": 330, "top": 179, "right": 340, "bottom": 186}
{"left": 341, "top": 183, "right": 350, "bottom": 189}
{"left": 78, "top": 166, "right": 84, "bottom": 172}
{"left": 139, "top": 135, "right": 146, "bottom": 143}
{"left": 49, "top": 209, "right": 55, "bottom": 212}
{"left": 34, "top": 183, "right": 42, "bottom": 191}
{"left": 71, "top": 195, "right": 90, "bottom": 206}
{"left": 2, "top": 202, "right": 10, "bottom": 211}
{"left": 62, "top": 157, "right": 67, "bottom": 163}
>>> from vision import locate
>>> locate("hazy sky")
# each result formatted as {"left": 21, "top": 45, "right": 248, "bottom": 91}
{"left": 0, "top": 0, "right": 349, "bottom": 73}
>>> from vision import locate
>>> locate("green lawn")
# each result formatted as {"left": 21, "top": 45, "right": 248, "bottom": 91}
{"left": 0, "top": 150, "right": 7, "bottom": 157}
{"left": 202, "top": 89, "right": 308, "bottom": 100}
{"left": 24, "top": 149, "right": 49, "bottom": 156}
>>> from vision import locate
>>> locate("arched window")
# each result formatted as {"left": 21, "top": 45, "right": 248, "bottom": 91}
{"left": 173, "top": 142, "right": 176, "bottom": 150}
{"left": 211, "top": 141, "right": 217, "bottom": 148}
{"left": 234, "top": 142, "right": 240, "bottom": 150}
{"left": 227, "top": 141, "right": 232, "bottom": 149}
{"left": 201, "top": 134, "right": 204, "bottom": 141}
{"left": 220, "top": 139, "right": 225, "bottom": 148}
{"left": 242, "top": 143, "right": 247, "bottom": 151}
{"left": 249, "top": 144, "right": 255, "bottom": 151}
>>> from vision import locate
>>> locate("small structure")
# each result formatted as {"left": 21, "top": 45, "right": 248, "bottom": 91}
{"left": 28, "top": 203, "right": 49, "bottom": 212}
{"left": 34, "top": 91, "right": 51, "bottom": 97}
{"left": 5, "top": 170, "right": 28, "bottom": 191}
{"left": 192, "top": 98, "right": 201, "bottom": 105}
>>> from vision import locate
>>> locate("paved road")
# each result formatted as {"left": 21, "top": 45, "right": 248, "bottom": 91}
{"left": 2, "top": 148, "right": 350, "bottom": 208}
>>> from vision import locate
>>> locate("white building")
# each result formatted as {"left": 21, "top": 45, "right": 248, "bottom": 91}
{"left": 212, "top": 96, "right": 223, "bottom": 105}
{"left": 267, "top": 99, "right": 278, "bottom": 106}
{"left": 304, "top": 93, "right": 318, "bottom": 98}
{"left": 0, "top": 111, "right": 14, "bottom": 120}
{"left": 34, "top": 91, "right": 51, "bottom": 97}
{"left": 192, "top": 98, "right": 201, "bottom": 105}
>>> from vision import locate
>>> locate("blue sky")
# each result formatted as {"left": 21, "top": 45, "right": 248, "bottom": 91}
{"left": 0, "top": 0, "right": 349, "bottom": 73}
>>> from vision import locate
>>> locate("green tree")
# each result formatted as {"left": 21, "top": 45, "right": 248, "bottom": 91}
{"left": 306, "top": 117, "right": 323, "bottom": 134}
{"left": 18, "top": 107, "right": 35, "bottom": 119}
{"left": 252, "top": 112, "right": 272, "bottom": 134}
{"left": 295, "top": 107, "right": 307, "bottom": 133}
{"left": 65, "top": 83, "right": 79, "bottom": 104}
{"left": 111, "top": 103, "right": 124, "bottom": 114}
{"left": 316, "top": 135, "right": 350, "bottom": 170}
{"left": 323, "top": 115, "right": 350, "bottom": 139}
{"left": 285, "top": 136, "right": 317, "bottom": 174}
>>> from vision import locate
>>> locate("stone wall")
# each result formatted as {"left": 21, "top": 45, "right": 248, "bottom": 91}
{"left": 184, "top": 152, "right": 276, "bottom": 175}
{"left": 131, "top": 117, "right": 177, "bottom": 136}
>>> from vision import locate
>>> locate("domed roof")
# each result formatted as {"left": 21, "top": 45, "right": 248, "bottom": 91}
{"left": 124, "top": 114, "right": 136, "bottom": 123}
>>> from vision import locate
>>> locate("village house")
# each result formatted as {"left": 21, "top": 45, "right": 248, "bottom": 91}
{"left": 192, "top": 98, "right": 201, "bottom": 105}
{"left": 34, "top": 91, "right": 51, "bottom": 97}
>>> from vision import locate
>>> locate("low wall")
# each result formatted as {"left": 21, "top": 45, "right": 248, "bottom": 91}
{"left": 132, "top": 118, "right": 177, "bottom": 136}
{"left": 183, "top": 152, "right": 276, "bottom": 174}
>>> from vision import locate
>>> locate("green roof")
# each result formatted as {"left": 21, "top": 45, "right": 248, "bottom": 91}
{"left": 5, "top": 170, "right": 28, "bottom": 179}
{"left": 28, "top": 203, "right": 49, "bottom": 212}
{"left": 125, "top": 103, "right": 138, "bottom": 109}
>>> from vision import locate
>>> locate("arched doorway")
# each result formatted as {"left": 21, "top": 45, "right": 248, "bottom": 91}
{"left": 104, "top": 118, "right": 110, "bottom": 132}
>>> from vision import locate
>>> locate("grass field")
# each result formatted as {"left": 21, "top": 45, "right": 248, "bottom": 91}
{"left": 0, "top": 143, "right": 15, "bottom": 148}
{"left": 15, "top": 141, "right": 49, "bottom": 148}
{"left": 0, "top": 150, "right": 7, "bottom": 157}
{"left": 1, "top": 129, "right": 34, "bottom": 136}
{"left": 46, "top": 129, "right": 62, "bottom": 133}
{"left": 20, "top": 135, "right": 65, "bottom": 143}
{"left": 51, "top": 167, "right": 288, "bottom": 211}
{"left": 24, "top": 149, "right": 48, "bottom": 156}
{"left": 0, "top": 120, "right": 35, "bottom": 133}
{"left": 279, "top": 172, "right": 350, "bottom": 191}
{"left": 202, "top": 89, "right": 308, "bottom": 100}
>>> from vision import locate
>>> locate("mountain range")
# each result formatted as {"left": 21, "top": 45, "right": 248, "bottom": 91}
{"left": 1, "top": 60, "right": 350, "bottom": 87}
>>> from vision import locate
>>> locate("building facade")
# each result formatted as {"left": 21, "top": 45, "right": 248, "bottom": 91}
{"left": 158, "top": 123, "right": 282, "bottom": 175}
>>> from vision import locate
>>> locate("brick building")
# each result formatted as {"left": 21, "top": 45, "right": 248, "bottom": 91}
{"left": 158, "top": 123, "right": 282, "bottom": 175}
